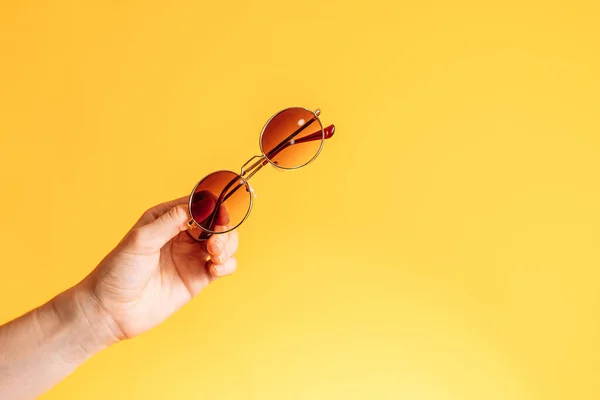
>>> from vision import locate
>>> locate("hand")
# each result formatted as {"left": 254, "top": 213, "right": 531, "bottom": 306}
{"left": 77, "top": 196, "right": 239, "bottom": 343}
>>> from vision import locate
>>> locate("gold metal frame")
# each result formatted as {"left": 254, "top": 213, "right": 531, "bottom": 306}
{"left": 259, "top": 107, "right": 325, "bottom": 171}
{"left": 187, "top": 107, "right": 328, "bottom": 241}
{"left": 186, "top": 170, "right": 254, "bottom": 238}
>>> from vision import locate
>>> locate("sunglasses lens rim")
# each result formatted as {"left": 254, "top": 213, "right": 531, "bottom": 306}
{"left": 259, "top": 107, "right": 325, "bottom": 170}
{"left": 188, "top": 170, "right": 253, "bottom": 234}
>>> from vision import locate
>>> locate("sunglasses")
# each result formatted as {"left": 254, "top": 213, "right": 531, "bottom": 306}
{"left": 186, "top": 107, "right": 336, "bottom": 241}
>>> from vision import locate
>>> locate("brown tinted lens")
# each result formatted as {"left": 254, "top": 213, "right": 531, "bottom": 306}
{"left": 190, "top": 171, "right": 251, "bottom": 233}
{"left": 261, "top": 108, "right": 324, "bottom": 169}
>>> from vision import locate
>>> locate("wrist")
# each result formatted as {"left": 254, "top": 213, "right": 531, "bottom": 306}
{"left": 48, "top": 283, "right": 122, "bottom": 359}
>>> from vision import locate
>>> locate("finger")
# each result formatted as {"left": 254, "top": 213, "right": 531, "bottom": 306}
{"left": 208, "top": 230, "right": 239, "bottom": 265}
{"left": 206, "top": 231, "right": 228, "bottom": 259}
{"left": 208, "top": 257, "right": 238, "bottom": 278}
{"left": 205, "top": 223, "right": 236, "bottom": 256}
{"left": 215, "top": 204, "right": 230, "bottom": 226}
{"left": 136, "top": 195, "right": 189, "bottom": 226}
{"left": 130, "top": 204, "right": 190, "bottom": 253}
{"left": 190, "top": 192, "right": 230, "bottom": 230}
{"left": 190, "top": 190, "right": 217, "bottom": 222}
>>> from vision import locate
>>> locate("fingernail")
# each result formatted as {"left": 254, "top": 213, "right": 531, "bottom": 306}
{"left": 209, "top": 264, "right": 219, "bottom": 276}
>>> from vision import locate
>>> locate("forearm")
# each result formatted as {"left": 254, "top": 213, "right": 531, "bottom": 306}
{"left": 0, "top": 284, "right": 120, "bottom": 400}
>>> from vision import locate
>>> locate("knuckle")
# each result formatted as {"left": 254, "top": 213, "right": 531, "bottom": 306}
{"left": 167, "top": 204, "right": 187, "bottom": 222}
{"left": 129, "top": 227, "right": 146, "bottom": 244}
{"left": 213, "top": 253, "right": 225, "bottom": 265}
{"left": 127, "top": 227, "right": 153, "bottom": 253}
{"left": 141, "top": 207, "right": 156, "bottom": 220}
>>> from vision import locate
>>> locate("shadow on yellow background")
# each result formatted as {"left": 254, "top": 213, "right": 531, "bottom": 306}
{"left": 1, "top": 1, "right": 599, "bottom": 399}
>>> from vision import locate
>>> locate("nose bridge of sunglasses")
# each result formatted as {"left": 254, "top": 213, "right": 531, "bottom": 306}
{"left": 241, "top": 154, "right": 264, "bottom": 175}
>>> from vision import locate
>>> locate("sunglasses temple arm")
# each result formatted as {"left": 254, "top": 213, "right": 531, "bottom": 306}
{"left": 209, "top": 124, "right": 336, "bottom": 216}
{"left": 295, "top": 124, "right": 336, "bottom": 144}
{"left": 203, "top": 157, "right": 266, "bottom": 230}
{"left": 266, "top": 124, "right": 336, "bottom": 161}
{"left": 266, "top": 117, "right": 317, "bottom": 158}
{"left": 199, "top": 177, "right": 244, "bottom": 233}
{"left": 194, "top": 161, "right": 260, "bottom": 234}
{"left": 196, "top": 124, "right": 336, "bottom": 232}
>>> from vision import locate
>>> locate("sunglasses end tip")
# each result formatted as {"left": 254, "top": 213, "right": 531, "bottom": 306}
{"left": 324, "top": 124, "right": 335, "bottom": 139}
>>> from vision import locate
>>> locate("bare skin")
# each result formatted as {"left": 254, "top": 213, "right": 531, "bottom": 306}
{"left": 0, "top": 196, "right": 239, "bottom": 400}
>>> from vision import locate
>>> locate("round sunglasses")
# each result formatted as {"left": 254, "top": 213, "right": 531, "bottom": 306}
{"left": 186, "top": 107, "right": 336, "bottom": 241}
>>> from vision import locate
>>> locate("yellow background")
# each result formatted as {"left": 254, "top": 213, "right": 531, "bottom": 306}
{"left": 1, "top": 1, "right": 599, "bottom": 399}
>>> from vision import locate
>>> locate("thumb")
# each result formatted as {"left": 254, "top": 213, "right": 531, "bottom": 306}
{"left": 129, "top": 204, "right": 190, "bottom": 253}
